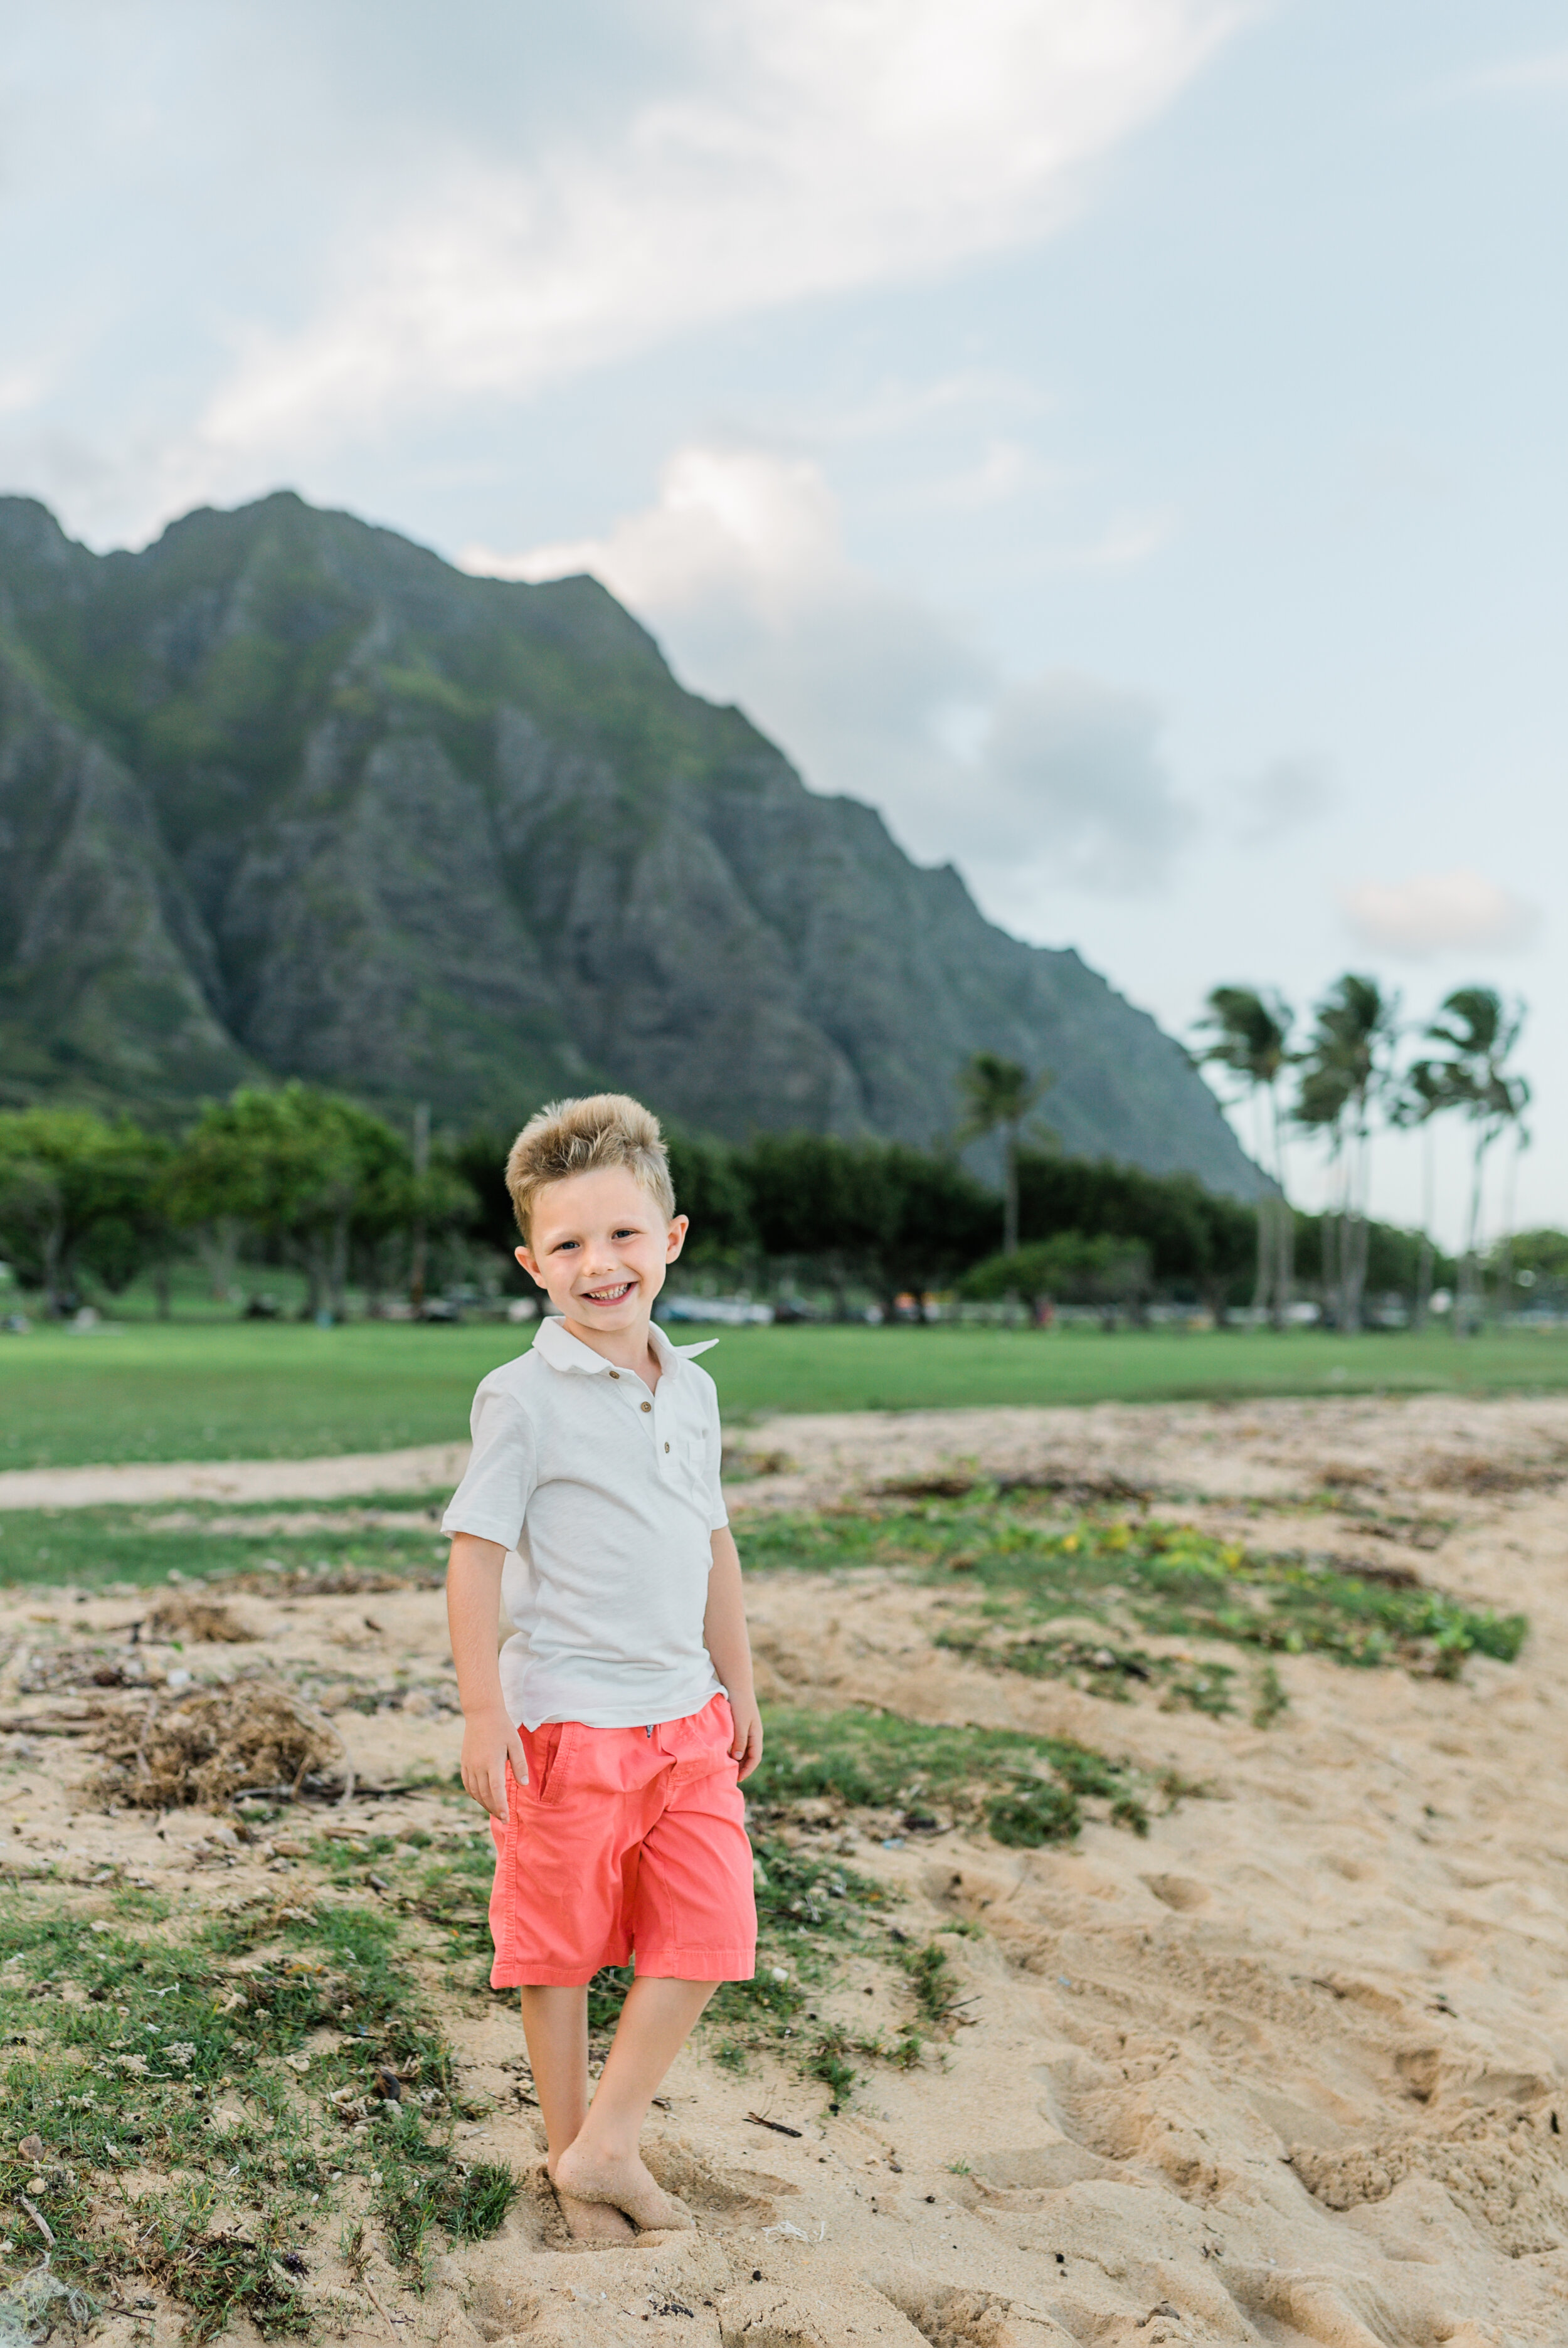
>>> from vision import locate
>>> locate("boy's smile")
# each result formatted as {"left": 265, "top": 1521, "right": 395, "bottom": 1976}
{"left": 517, "top": 1165, "right": 687, "bottom": 1369}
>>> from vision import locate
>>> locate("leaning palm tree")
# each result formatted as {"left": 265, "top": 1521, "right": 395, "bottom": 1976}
{"left": 1192, "top": 987, "right": 1295, "bottom": 1325}
{"left": 1409, "top": 989, "right": 1530, "bottom": 1337}
{"left": 1294, "top": 975, "right": 1400, "bottom": 1332}
{"left": 956, "top": 1053, "right": 1055, "bottom": 1257}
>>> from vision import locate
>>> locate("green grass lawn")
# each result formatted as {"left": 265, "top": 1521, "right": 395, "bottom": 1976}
{"left": 3, "top": 1319, "right": 1568, "bottom": 1471}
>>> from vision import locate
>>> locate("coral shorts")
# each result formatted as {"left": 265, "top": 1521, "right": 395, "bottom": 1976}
{"left": 488, "top": 1691, "right": 757, "bottom": 1988}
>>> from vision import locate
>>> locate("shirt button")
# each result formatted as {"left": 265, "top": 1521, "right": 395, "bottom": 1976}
{"left": 664, "top": 1441, "right": 670, "bottom": 1452}
{"left": 640, "top": 1400, "right": 652, "bottom": 1413}
{"left": 608, "top": 1370, "right": 619, "bottom": 1380}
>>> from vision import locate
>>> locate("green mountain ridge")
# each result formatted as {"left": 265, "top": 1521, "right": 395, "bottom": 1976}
{"left": 0, "top": 489, "right": 1261, "bottom": 1198}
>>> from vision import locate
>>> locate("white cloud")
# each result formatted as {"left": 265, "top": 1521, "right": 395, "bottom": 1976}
{"left": 1340, "top": 869, "right": 1542, "bottom": 959}
{"left": 198, "top": 0, "right": 1250, "bottom": 461}
{"left": 470, "top": 443, "right": 1195, "bottom": 906}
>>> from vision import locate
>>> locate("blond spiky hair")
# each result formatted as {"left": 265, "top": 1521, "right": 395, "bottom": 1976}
{"left": 505, "top": 1093, "right": 675, "bottom": 1244}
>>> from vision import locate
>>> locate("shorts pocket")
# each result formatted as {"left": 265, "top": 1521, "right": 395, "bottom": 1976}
{"left": 670, "top": 1696, "right": 736, "bottom": 1784}
{"left": 532, "top": 1721, "right": 579, "bottom": 1806}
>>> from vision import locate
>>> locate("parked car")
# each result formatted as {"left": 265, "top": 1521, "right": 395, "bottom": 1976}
{"left": 658, "top": 1295, "right": 774, "bottom": 1326}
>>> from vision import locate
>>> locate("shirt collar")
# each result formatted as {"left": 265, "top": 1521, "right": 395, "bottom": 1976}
{"left": 532, "top": 1313, "right": 718, "bottom": 1377}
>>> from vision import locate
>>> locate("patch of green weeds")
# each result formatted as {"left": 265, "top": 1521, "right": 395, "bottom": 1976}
{"left": 337, "top": 2216, "right": 371, "bottom": 2282}
{"left": 1253, "top": 1663, "right": 1289, "bottom": 1728}
{"left": 586, "top": 1964, "right": 635, "bottom": 2041}
{"left": 751, "top": 1704, "right": 1147, "bottom": 1849}
{"left": 755, "top": 1832, "right": 892, "bottom": 1923}
{"left": 303, "top": 1824, "right": 497, "bottom": 1977}
{"left": 373, "top": 2162, "right": 447, "bottom": 2289}
{"left": 805, "top": 2029, "right": 872, "bottom": 2107}
{"left": 107, "top": 1883, "right": 174, "bottom": 1923}
{"left": 0, "top": 1885, "right": 514, "bottom": 2327}
{"left": 0, "top": 1497, "right": 448, "bottom": 1594}
{"left": 1166, "top": 1666, "right": 1237, "bottom": 1718}
{"left": 407, "top": 1846, "right": 493, "bottom": 1955}
{"left": 702, "top": 1836, "right": 916, "bottom": 2110}
{"left": 899, "top": 1939, "right": 963, "bottom": 2028}
{"left": 447, "top": 2160, "right": 519, "bottom": 2242}
{"left": 985, "top": 1779, "right": 1079, "bottom": 1847}
{"left": 144, "top": 2190, "right": 314, "bottom": 2344}
{"left": 934, "top": 1627, "right": 1239, "bottom": 1715}
{"left": 744, "top": 1497, "right": 1527, "bottom": 1680}
{"left": 310, "top": 1831, "right": 405, "bottom": 1882}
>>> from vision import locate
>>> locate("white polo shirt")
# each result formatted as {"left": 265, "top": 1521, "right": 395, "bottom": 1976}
{"left": 440, "top": 1315, "right": 729, "bottom": 1731}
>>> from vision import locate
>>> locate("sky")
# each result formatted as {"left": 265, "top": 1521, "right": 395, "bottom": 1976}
{"left": 3, "top": 0, "right": 1565, "bottom": 1245}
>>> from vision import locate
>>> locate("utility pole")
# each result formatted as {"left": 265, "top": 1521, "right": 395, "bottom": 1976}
{"left": 410, "top": 1102, "right": 430, "bottom": 1311}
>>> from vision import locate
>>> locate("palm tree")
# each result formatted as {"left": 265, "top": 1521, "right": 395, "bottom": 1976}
{"left": 1193, "top": 987, "right": 1294, "bottom": 1325}
{"left": 1294, "top": 975, "right": 1399, "bottom": 1332}
{"left": 956, "top": 1053, "right": 1055, "bottom": 1257}
{"left": 1496, "top": 1118, "right": 1530, "bottom": 1325}
{"left": 1390, "top": 1058, "right": 1446, "bottom": 1328}
{"left": 1409, "top": 989, "right": 1529, "bottom": 1337}
{"left": 1295, "top": 1052, "right": 1353, "bottom": 1321}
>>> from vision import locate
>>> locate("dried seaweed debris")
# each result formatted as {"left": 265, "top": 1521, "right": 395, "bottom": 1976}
{"left": 90, "top": 1680, "right": 345, "bottom": 1809}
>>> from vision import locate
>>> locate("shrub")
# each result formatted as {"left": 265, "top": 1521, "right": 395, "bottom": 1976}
{"left": 961, "top": 1230, "right": 1151, "bottom": 1306}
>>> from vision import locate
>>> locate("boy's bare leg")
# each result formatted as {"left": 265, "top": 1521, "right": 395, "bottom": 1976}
{"left": 518, "top": 1986, "right": 635, "bottom": 2241}
{"left": 551, "top": 1979, "right": 716, "bottom": 2229}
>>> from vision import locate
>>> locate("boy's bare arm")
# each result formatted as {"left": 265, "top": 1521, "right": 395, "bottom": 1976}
{"left": 705, "top": 1526, "right": 763, "bottom": 1780}
{"left": 447, "top": 1532, "right": 528, "bottom": 1818}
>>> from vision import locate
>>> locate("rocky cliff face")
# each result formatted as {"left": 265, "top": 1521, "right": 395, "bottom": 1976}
{"left": 0, "top": 490, "right": 1261, "bottom": 1195}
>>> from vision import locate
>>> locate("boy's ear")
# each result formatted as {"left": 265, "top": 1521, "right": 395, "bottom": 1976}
{"left": 665, "top": 1215, "right": 689, "bottom": 1262}
{"left": 514, "top": 1244, "right": 539, "bottom": 1281}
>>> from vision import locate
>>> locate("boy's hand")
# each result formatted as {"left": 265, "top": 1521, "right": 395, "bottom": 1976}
{"left": 727, "top": 1696, "right": 763, "bottom": 1782}
{"left": 460, "top": 1705, "right": 528, "bottom": 1819}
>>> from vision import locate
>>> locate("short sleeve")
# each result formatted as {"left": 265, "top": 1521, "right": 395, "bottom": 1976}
{"left": 703, "top": 1380, "right": 728, "bottom": 1533}
{"left": 441, "top": 1388, "right": 537, "bottom": 1550}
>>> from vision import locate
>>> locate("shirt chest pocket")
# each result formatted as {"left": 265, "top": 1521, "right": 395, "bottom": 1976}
{"left": 673, "top": 1434, "right": 711, "bottom": 1502}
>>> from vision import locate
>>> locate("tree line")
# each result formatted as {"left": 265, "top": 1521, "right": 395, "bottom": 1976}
{"left": 0, "top": 1073, "right": 1461, "bottom": 1326}
{"left": 1195, "top": 977, "right": 1530, "bottom": 1333}
{"left": 0, "top": 1087, "right": 472, "bottom": 1321}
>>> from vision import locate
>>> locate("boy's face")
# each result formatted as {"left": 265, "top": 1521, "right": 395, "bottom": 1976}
{"left": 517, "top": 1165, "right": 687, "bottom": 1334}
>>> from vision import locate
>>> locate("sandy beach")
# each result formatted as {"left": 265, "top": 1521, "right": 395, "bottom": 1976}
{"left": 6, "top": 1390, "right": 1568, "bottom": 2345}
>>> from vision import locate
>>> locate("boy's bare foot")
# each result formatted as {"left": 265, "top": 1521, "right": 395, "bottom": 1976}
{"left": 554, "top": 2189, "right": 639, "bottom": 2243}
{"left": 552, "top": 2141, "right": 695, "bottom": 2232}
{"left": 544, "top": 2158, "right": 637, "bottom": 2242}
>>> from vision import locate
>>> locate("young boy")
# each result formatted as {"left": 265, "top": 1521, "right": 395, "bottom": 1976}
{"left": 442, "top": 1094, "right": 761, "bottom": 2242}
